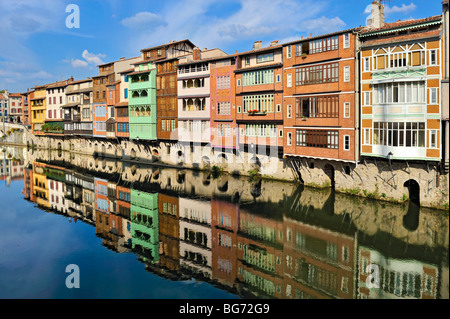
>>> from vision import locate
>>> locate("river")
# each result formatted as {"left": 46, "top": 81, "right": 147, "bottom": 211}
{"left": 0, "top": 146, "right": 448, "bottom": 299}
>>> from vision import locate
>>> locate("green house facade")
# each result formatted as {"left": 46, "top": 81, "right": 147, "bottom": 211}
{"left": 130, "top": 189, "right": 159, "bottom": 263}
{"left": 128, "top": 62, "right": 157, "bottom": 140}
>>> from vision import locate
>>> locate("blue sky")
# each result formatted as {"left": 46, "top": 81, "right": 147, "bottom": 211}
{"left": 0, "top": 0, "right": 444, "bottom": 93}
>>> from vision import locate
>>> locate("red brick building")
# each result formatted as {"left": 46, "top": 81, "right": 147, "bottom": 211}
{"left": 282, "top": 29, "right": 361, "bottom": 169}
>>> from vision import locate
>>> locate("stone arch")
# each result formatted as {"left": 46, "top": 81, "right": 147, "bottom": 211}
{"left": 177, "top": 171, "right": 186, "bottom": 184}
{"left": 202, "top": 156, "right": 211, "bottom": 165}
{"left": 217, "top": 153, "right": 228, "bottom": 164}
{"left": 404, "top": 179, "right": 420, "bottom": 206}
{"left": 250, "top": 156, "right": 262, "bottom": 167}
{"left": 217, "top": 180, "right": 228, "bottom": 193}
{"left": 130, "top": 149, "right": 137, "bottom": 160}
{"left": 324, "top": 163, "right": 335, "bottom": 189}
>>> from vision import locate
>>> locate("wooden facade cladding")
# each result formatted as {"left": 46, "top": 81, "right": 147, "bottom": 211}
{"left": 282, "top": 30, "right": 359, "bottom": 163}
{"left": 157, "top": 59, "right": 180, "bottom": 141}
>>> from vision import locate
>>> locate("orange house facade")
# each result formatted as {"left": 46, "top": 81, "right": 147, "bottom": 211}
{"left": 282, "top": 29, "right": 361, "bottom": 164}
{"left": 359, "top": 16, "right": 443, "bottom": 162}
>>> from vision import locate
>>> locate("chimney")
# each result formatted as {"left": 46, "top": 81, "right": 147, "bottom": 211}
{"left": 193, "top": 47, "right": 201, "bottom": 60}
{"left": 253, "top": 40, "right": 263, "bottom": 50}
{"left": 270, "top": 40, "right": 279, "bottom": 46}
{"left": 367, "top": 0, "right": 385, "bottom": 28}
{"left": 301, "top": 36, "right": 304, "bottom": 40}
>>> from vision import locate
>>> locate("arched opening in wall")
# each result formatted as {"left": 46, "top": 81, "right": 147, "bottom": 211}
{"left": 153, "top": 170, "right": 160, "bottom": 180}
{"left": 217, "top": 153, "right": 228, "bottom": 164}
{"left": 57, "top": 143, "right": 62, "bottom": 157}
{"left": 177, "top": 171, "right": 185, "bottom": 184}
{"left": 131, "top": 149, "right": 136, "bottom": 160}
{"left": 250, "top": 156, "right": 262, "bottom": 168}
{"left": 177, "top": 150, "right": 183, "bottom": 157}
{"left": 202, "top": 173, "right": 211, "bottom": 186}
{"left": 324, "top": 164, "right": 335, "bottom": 189}
{"left": 251, "top": 179, "right": 262, "bottom": 199}
{"left": 404, "top": 179, "right": 420, "bottom": 206}
{"left": 95, "top": 158, "right": 99, "bottom": 169}
{"left": 403, "top": 200, "right": 420, "bottom": 231}
{"left": 217, "top": 181, "right": 228, "bottom": 193}
{"left": 101, "top": 144, "right": 106, "bottom": 155}
{"left": 131, "top": 165, "right": 137, "bottom": 176}
{"left": 232, "top": 191, "right": 240, "bottom": 203}
{"left": 102, "top": 158, "right": 106, "bottom": 170}
{"left": 152, "top": 149, "right": 159, "bottom": 156}
{"left": 202, "top": 156, "right": 211, "bottom": 165}
{"left": 94, "top": 143, "right": 99, "bottom": 154}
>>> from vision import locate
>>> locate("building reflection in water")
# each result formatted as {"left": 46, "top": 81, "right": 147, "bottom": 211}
{"left": 21, "top": 149, "right": 449, "bottom": 299}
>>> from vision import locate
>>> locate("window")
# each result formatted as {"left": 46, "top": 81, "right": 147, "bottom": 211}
{"left": 287, "top": 132, "right": 292, "bottom": 146}
{"left": 257, "top": 53, "right": 274, "bottom": 63}
{"left": 344, "top": 66, "right": 350, "bottom": 82}
{"left": 374, "top": 81, "right": 425, "bottom": 104}
{"left": 279, "top": 129, "right": 283, "bottom": 137}
{"left": 245, "top": 57, "right": 250, "bottom": 65}
{"left": 217, "top": 102, "right": 231, "bottom": 115}
{"left": 276, "top": 74, "right": 281, "bottom": 83}
{"left": 243, "top": 94, "right": 274, "bottom": 113}
{"left": 297, "top": 36, "right": 338, "bottom": 56}
{"left": 344, "top": 135, "right": 350, "bottom": 151}
{"left": 217, "top": 76, "right": 231, "bottom": 89}
{"left": 287, "top": 46, "right": 292, "bottom": 59}
{"left": 344, "top": 33, "right": 350, "bottom": 49}
{"left": 287, "top": 73, "right": 292, "bottom": 88}
{"left": 237, "top": 79, "right": 241, "bottom": 87}
{"left": 287, "top": 105, "right": 292, "bottom": 118}
{"left": 429, "top": 49, "right": 437, "bottom": 65}
{"left": 296, "top": 62, "right": 339, "bottom": 85}
{"left": 364, "top": 128, "right": 371, "bottom": 145}
{"left": 373, "top": 122, "right": 425, "bottom": 147}
{"left": 276, "top": 104, "right": 281, "bottom": 113}
{"left": 124, "top": 89, "right": 128, "bottom": 99}
{"left": 296, "top": 95, "right": 339, "bottom": 118}
{"left": 237, "top": 106, "right": 241, "bottom": 113}
{"left": 344, "top": 102, "right": 350, "bottom": 118}
{"left": 296, "top": 130, "right": 339, "bottom": 149}
{"left": 364, "top": 57, "right": 370, "bottom": 72}
{"left": 242, "top": 69, "right": 274, "bottom": 86}
{"left": 364, "top": 92, "right": 371, "bottom": 106}
{"left": 430, "top": 130, "right": 437, "bottom": 148}
{"left": 430, "top": 88, "right": 438, "bottom": 104}
{"left": 244, "top": 124, "right": 277, "bottom": 137}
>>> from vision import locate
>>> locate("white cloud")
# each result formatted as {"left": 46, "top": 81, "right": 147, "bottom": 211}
{"left": 71, "top": 59, "right": 89, "bottom": 68}
{"left": 385, "top": 3, "right": 417, "bottom": 15}
{"left": 120, "top": 11, "right": 166, "bottom": 29}
{"left": 81, "top": 50, "right": 107, "bottom": 66}
{"left": 126, "top": 0, "right": 332, "bottom": 54}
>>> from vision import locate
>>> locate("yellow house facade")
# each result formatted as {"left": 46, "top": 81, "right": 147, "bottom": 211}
{"left": 31, "top": 85, "right": 47, "bottom": 135}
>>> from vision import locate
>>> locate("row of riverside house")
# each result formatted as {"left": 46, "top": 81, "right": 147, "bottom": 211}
{"left": 18, "top": 0, "right": 448, "bottom": 175}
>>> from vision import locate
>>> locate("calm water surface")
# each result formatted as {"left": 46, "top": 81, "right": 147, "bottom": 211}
{"left": 0, "top": 146, "right": 448, "bottom": 299}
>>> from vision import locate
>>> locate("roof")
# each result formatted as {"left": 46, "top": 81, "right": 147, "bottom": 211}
{"left": 140, "top": 39, "right": 195, "bottom": 52}
{"left": 237, "top": 44, "right": 283, "bottom": 57}
{"left": 46, "top": 80, "right": 71, "bottom": 89}
{"left": 283, "top": 27, "right": 363, "bottom": 46}
{"left": 97, "top": 56, "right": 140, "bottom": 67}
{"left": 8, "top": 93, "right": 22, "bottom": 97}
{"left": 128, "top": 69, "right": 153, "bottom": 76}
{"left": 361, "top": 29, "right": 441, "bottom": 47}
{"left": 178, "top": 53, "right": 237, "bottom": 66}
{"left": 119, "top": 68, "right": 134, "bottom": 74}
{"left": 360, "top": 15, "right": 442, "bottom": 36}
{"left": 70, "top": 78, "right": 92, "bottom": 84}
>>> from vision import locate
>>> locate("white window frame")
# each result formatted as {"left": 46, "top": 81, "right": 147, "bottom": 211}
{"left": 344, "top": 66, "right": 350, "bottom": 82}
{"left": 363, "top": 128, "right": 371, "bottom": 145}
{"left": 276, "top": 104, "right": 281, "bottom": 113}
{"left": 430, "top": 88, "right": 438, "bottom": 104}
{"left": 344, "top": 102, "right": 350, "bottom": 118}
{"left": 429, "top": 49, "right": 437, "bottom": 66}
{"left": 363, "top": 57, "right": 370, "bottom": 72}
{"left": 279, "top": 129, "right": 283, "bottom": 138}
{"left": 364, "top": 92, "right": 371, "bottom": 106}
{"left": 430, "top": 129, "right": 438, "bottom": 148}
{"left": 343, "top": 33, "right": 350, "bottom": 49}
{"left": 287, "top": 105, "right": 292, "bottom": 118}
{"left": 287, "top": 73, "right": 292, "bottom": 88}
{"left": 287, "top": 132, "right": 292, "bottom": 146}
{"left": 343, "top": 135, "right": 350, "bottom": 151}
{"left": 287, "top": 46, "right": 292, "bottom": 59}
{"left": 237, "top": 79, "right": 241, "bottom": 87}
{"left": 276, "top": 74, "right": 281, "bottom": 83}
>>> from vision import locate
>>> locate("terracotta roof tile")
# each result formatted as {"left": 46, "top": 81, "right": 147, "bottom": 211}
{"left": 361, "top": 29, "right": 441, "bottom": 47}
{"left": 361, "top": 15, "right": 441, "bottom": 34}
